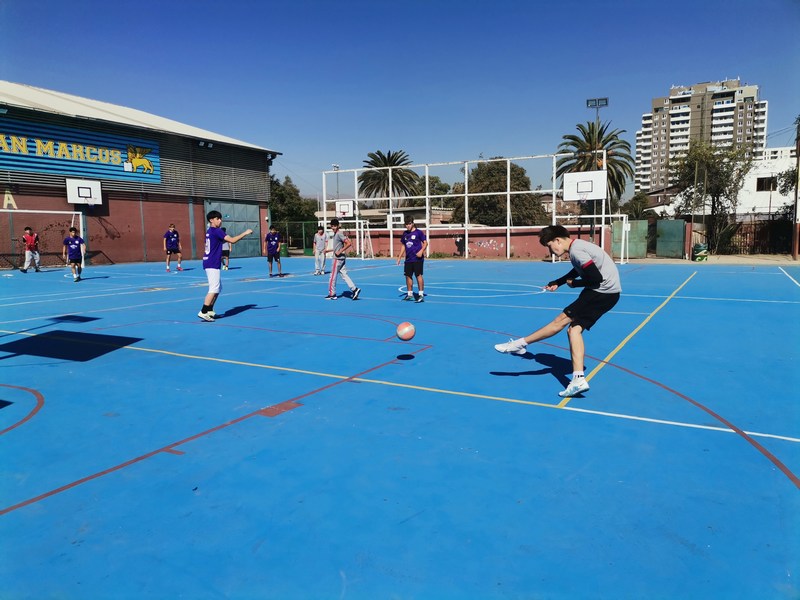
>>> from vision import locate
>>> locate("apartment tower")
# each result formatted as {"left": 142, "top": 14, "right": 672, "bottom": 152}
{"left": 634, "top": 79, "right": 768, "bottom": 193}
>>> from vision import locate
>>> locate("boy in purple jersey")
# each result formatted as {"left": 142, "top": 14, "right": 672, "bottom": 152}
{"left": 62, "top": 227, "right": 86, "bottom": 282}
{"left": 263, "top": 225, "right": 283, "bottom": 277}
{"left": 163, "top": 224, "right": 183, "bottom": 272}
{"left": 396, "top": 216, "right": 428, "bottom": 302}
{"left": 494, "top": 225, "right": 621, "bottom": 398}
{"left": 198, "top": 210, "right": 253, "bottom": 322}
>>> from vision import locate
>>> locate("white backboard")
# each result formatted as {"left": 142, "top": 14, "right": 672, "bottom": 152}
{"left": 66, "top": 178, "right": 102, "bottom": 205}
{"left": 563, "top": 170, "right": 607, "bottom": 201}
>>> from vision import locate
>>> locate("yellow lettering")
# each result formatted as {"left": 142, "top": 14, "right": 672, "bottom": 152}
{"left": 10, "top": 136, "right": 28, "bottom": 154}
{"left": 86, "top": 146, "right": 97, "bottom": 162}
{"left": 71, "top": 144, "right": 85, "bottom": 160}
{"left": 56, "top": 142, "right": 71, "bottom": 159}
{"left": 0, "top": 135, "right": 10, "bottom": 153}
{"left": 110, "top": 149, "right": 122, "bottom": 164}
{"left": 36, "top": 139, "right": 55, "bottom": 156}
{"left": 3, "top": 189, "right": 18, "bottom": 209}
{"left": 98, "top": 147, "right": 109, "bottom": 163}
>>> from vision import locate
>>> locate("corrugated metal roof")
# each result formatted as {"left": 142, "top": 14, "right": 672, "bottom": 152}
{"left": 0, "top": 80, "right": 279, "bottom": 154}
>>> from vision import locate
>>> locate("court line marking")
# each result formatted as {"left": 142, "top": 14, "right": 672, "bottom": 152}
{"left": 567, "top": 272, "right": 698, "bottom": 406}
{"left": 779, "top": 266, "right": 800, "bottom": 287}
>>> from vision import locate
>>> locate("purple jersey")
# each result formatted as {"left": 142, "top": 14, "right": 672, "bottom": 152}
{"left": 265, "top": 232, "right": 281, "bottom": 255}
{"left": 203, "top": 227, "right": 227, "bottom": 269}
{"left": 63, "top": 236, "right": 85, "bottom": 261}
{"left": 401, "top": 228, "right": 426, "bottom": 262}
{"left": 164, "top": 230, "right": 180, "bottom": 250}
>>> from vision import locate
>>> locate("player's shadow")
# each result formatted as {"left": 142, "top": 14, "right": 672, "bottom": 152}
{"left": 490, "top": 352, "right": 572, "bottom": 388}
{"left": 76, "top": 275, "right": 110, "bottom": 281}
{"left": 217, "top": 304, "right": 270, "bottom": 318}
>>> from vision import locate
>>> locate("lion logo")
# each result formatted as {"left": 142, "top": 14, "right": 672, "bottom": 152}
{"left": 126, "top": 146, "right": 154, "bottom": 174}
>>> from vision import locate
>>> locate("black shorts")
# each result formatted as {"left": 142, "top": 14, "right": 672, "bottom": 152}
{"left": 563, "top": 288, "right": 620, "bottom": 331}
{"left": 404, "top": 261, "right": 424, "bottom": 278}
{"left": 222, "top": 250, "right": 230, "bottom": 257}
{"left": 166, "top": 249, "right": 180, "bottom": 255}
{"left": 267, "top": 254, "right": 280, "bottom": 263}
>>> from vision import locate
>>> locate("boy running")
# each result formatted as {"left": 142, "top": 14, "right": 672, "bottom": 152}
{"left": 494, "top": 225, "right": 621, "bottom": 397}
{"left": 325, "top": 218, "right": 360, "bottom": 300}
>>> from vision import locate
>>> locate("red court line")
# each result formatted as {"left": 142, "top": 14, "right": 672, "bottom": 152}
{"left": 0, "top": 346, "right": 432, "bottom": 517}
{"left": 0, "top": 384, "right": 45, "bottom": 436}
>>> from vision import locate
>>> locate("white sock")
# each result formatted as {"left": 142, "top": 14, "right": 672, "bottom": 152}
{"left": 572, "top": 371, "right": 585, "bottom": 379}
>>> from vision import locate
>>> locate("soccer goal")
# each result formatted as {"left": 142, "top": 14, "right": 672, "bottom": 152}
{"left": 1, "top": 209, "right": 84, "bottom": 269}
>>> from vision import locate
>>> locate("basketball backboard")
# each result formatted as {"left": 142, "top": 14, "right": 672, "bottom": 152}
{"left": 66, "top": 178, "right": 102, "bottom": 205}
{"left": 563, "top": 171, "right": 607, "bottom": 201}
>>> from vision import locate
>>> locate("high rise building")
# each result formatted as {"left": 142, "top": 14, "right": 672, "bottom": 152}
{"left": 634, "top": 79, "right": 768, "bottom": 194}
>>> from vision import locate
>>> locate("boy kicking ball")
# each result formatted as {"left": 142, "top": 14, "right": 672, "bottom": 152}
{"left": 494, "top": 224, "right": 621, "bottom": 397}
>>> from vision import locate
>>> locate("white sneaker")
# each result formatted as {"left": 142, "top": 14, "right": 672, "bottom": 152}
{"left": 197, "top": 311, "right": 214, "bottom": 322}
{"left": 494, "top": 338, "right": 527, "bottom": 355}
{"left": 207, "top": 311, "right": 216, "bottom": 319}
{"left": 558, "top": 378, "right": 590, "bottom": 397}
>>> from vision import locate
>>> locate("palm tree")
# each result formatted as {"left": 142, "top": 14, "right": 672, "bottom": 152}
{"left": 358, "top": 150, "right": 420, "bottom": 207}
{"left": 556, "top": 121, "right": 634, "bottom": 204}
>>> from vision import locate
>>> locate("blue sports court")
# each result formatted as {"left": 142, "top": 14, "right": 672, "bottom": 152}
{"left": 1, "top": 256, "right": 799, "bottom": 598}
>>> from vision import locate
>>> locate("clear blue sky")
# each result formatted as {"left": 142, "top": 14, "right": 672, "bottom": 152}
{"left": 2, "top": 0, "right": 798, "bottom": 199}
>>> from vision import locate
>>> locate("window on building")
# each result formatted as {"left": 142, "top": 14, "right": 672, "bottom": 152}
{"left": 756, "top": 177, "right": 777, "bottom": 192}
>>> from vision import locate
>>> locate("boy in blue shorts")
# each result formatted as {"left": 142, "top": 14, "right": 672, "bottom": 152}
{"left": 198, "top": 211, "right": 253, "bottom": 321}
{"left": 396, "top": 216, "right": 428, "bottom": 302}
{"left": 494, "top": 224, "right": 621, "bottom": 397}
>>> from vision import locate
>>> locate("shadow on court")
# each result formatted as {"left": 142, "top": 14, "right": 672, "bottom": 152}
{"left": 0, "top": 330, "right": 142, "bottom": 362}
{"left": 490, "top": 352, "right": 572, "bottom": 387}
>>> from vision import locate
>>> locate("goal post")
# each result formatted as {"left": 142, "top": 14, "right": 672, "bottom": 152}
{"left": 1, "top": 209, "right": 83, "bottom": 269}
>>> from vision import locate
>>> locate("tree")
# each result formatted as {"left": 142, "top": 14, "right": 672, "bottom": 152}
{"left": 450, "top": 158, "right": 548, "bottom": 226}
{"left": 777, "top": 166, "right": 797, "bottom": 197}
{"left": 269, "top": 175, "right": 317, "bottom": 222}
{"left": 358, "top": 150, "right": 420, "bottom": 207}
{"left": 671, "top": 141, "right": 753, "bottom": 253}
{"left": 409, "top": 175, "right": 452, "bottom": 207}
{"left": 556, "top": 121, "right": 635, "bottom": 206}
{"left": 620, "top": 192, "right": 657, "bottom": 220}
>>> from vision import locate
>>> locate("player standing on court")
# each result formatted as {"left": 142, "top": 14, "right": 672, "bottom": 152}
{"left": 198, "top": 210, "right": 253, "bottom": 322}
{"left": 313, "top": 225, "right": 327, "bottom": 275}
{"left": 325, "top": 218, "right": 360, "bottom": 300}
{"left": 494, "top": 224, "right": 621, "bottom": 397}
{"left": 263, "top": 224, "right": 283, "bottom": 277}
{"left": 163, "top": 224, "right": 183, "bottom": 272}
{"left": 397, "top": 216, "right": 428, "bottom": 302}
{"left": 62, "top": 227, "right": 86, "bottom": 282}
{"left": 20, "top": 227, "right": 41, "bottom": 273}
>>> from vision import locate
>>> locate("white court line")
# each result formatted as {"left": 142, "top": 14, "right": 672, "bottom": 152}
{"left": 779, "top": 266, "right": 800, "bottom": 288}
{"left": 562, "top": 406, "right": 800, "bottom": 443}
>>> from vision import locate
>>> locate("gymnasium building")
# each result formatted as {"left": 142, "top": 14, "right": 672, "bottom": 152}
{"left": 0, "top": 80, "right": 279, "bottom": 267}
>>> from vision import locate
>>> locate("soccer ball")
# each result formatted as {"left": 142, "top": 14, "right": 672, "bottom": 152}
{"left": 396, "top": 322, "right": 415, "bottom": 341}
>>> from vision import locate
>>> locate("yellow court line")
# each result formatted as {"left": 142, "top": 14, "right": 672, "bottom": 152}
{"left": 127, "top": 346, "right": 562, "bottom": 409}
{"left": 557, "top": 271, "right": 697, "bottom": 407}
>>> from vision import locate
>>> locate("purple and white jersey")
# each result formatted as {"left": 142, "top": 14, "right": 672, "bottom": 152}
{"left": 265, "top": 232, "right": 281, "bottom": 255}
{"left": 63, "top": 236, "right": 85, "bottom": 261}
{"left": 164, "top": 230, "right": 180, "bottom": 250}
{"left": 401, "top": 228, "right": 427, "bottom": 263}
{"left": 203, "top": 227, "right": 227, "bottom": 269}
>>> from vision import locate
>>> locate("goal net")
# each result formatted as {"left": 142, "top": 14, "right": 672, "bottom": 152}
{"left": 1, "top": 209, "right": 83, "bottom": 269}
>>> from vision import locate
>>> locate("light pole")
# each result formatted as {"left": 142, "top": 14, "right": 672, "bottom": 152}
{"left": 586, "top": 97, "right": 608, "bottom": 131}
{"left": 586, "top": 98, "right": 609, "bottom": 238}
{"left": 332, "top": 164, "right": 340, "bottom": 200}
